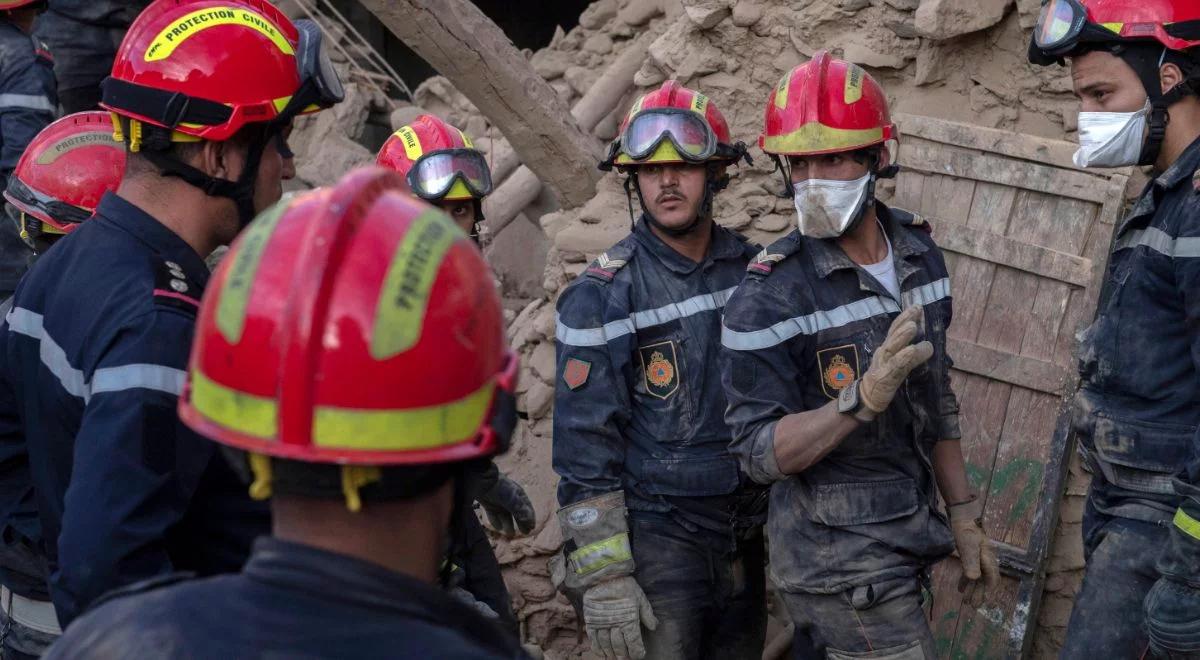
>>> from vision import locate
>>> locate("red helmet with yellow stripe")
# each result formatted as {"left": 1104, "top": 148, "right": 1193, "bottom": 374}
{"left": 602, "top": 80, "right": 746, "bottom": 169}
{"left": 760, "top": 51, "right": 897, "bottom": 157}
{"left": 3, "top": 112, "right": 125, "bottom": 247}
{"left": 376, "top": 114, "right": 492, "bottom": 203}
{"left": 179, "top": 166, "right": 516, "bottom": 467}
{"left": 0, "top": 0, "right": 44, "bottom": 8}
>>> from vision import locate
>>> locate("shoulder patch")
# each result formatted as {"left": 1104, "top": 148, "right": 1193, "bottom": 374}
{"left": 85, "top": 572, "right": 196, "bottom": 613}
{"left": 584, "top": 244, "right": 635, "bottom": 284}
{"left": 33, "top": 40, "right": 52, "bottom": 63}
{"left": 153, "top": 260, "right": 202, "bottom": 313}
{"left": 746, "top": 236, "right": 800, "bottom": 278}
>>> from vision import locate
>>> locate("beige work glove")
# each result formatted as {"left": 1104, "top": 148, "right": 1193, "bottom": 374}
{"left": 857, "top": 305, "right": 934, "bottom": 421}
{"left": 582, "top": 576, "right": 658, "bottom": 660}
{"left": 949, "top": 496, "right": 1001, "bottom": 603}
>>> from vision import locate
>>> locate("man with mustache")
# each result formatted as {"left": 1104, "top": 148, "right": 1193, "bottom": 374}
{"left": 551, "top": 81, "right": 766, "bottom": 660}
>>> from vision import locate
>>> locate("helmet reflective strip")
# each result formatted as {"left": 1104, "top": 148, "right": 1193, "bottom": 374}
{"left": 313, "top": 378, "right": 495, "bottom": 451}
{"left": 569, "top": 533, "right": 633, "bottom": 576}
{"left": 458, "top": 129, "right": 474, "bottom": 148}
{"left": 774, "top": 73, "right": 790, "bottom": 111}
{"left": 1100, "top": 22, "right": 1124, "bottom": 35}
{"left": 34, "top": 131, "right": 120, "bottom": 166}
{"left": 845, "top": 65, "right": 865, "bottom": 105}
{"left": 690, "top": 93, "right": 709, "bottom": 115}
{"left": 370, "top": 208, "right": 458, "bottom": 360}
{"left": 216, "top": 198, "right": 289, "bottom": 344}
{"left": 191, "top": 369, "right": 280, "bottom": 439}
{"left": 394, "top": 126, "right": 425, "bottom": 162}
{"left": 144, "top": 7, "right": 295, "bottom": 63}
{"left": 761, "top": 122, "right": 884, "bottom": 156}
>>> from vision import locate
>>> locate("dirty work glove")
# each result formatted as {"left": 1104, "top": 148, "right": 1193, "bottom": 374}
{"left": 949, "top": 496, "right": 1000, "bottom": 601}
{"left": 857, "top": 305, "right": 934, "bottom": 421}
{"left": 477, "top": 472, "right": 536, "bottom": 536}
{"left": 583, "top": 576, "right": 658, "bottom": 660}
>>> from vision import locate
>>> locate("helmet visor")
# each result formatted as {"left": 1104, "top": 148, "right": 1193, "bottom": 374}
{"left": 408, "top": 149, "right": 493, "bottom": 201}
{"left": 622, "top": 109, "right": 716, "bottom": 163}
{"left": 1033, "top": 0, "right": 1094, "bottom": 56}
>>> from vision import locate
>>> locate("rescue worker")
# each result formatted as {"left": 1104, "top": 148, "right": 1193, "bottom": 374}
{"left": 552, "top": 80, "right": 766, "bottom": 660}
{"left": 1028, "top": 1, "right": 1200, "bottom": 656}
{"left": 719, "top": 52, "right": 999, "bottom": 659}
{"left": 378, "top": 113, "right": 537, "bottom": 634}
{"left": 43, "top": 166, "right": 528, "bottom": 659}
{"left": 0, "top": 112, "right": 123, "bottom": 658}
{"left": 0, "top": 0, "right": 343, "bottom": 626}
{"left": 1, "top": 111, "right": 124, "bottom": 296}
{"left": 0, "top": 0, "right": 56, "bottom": 193}
{"left": 34, "top": 1, "right": 151, "bottom": 114}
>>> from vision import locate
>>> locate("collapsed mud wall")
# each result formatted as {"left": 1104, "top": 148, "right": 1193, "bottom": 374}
{"left": 294, "top": 1, "right": 1104, "bottom": 656}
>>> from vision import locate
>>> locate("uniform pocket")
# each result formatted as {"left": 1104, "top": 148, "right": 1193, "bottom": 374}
{"left": 640, "top": 454, "right": 740, "bottom": 497}
{"left": 809, "top": 478, "right": 920, "bottom": 527}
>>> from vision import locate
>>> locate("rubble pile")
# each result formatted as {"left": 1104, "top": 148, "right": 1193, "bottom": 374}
{"left": 294, "top": 1, "right": 1098, "bottom": 656}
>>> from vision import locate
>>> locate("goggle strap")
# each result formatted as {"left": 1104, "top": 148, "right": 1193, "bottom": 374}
{"left": 102, "top": 77, "right": 233, "bottom": 129}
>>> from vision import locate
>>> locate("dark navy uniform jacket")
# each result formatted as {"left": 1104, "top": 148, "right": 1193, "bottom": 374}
{"left": 1069, "top": 136, "right": 1200, "bottom": 582}
{"left": 0, "top": 193, "right": 268, "bottom": 625}
{"left": 0, "top": 20, "right": 56, "bottom": 192}
{"left": 44, "top": 538, "right": 529, "bottom": 660}
{"left": 553, "top": 219, "right": 763, "bottom": 541}
{"left": 720, "top": 204, "right": 958, "bottom": 594}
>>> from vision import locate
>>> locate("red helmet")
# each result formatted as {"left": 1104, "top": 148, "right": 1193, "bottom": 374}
{"left": 376, "top": 114, "right": 492, "bottom": 203}
{"left": 4, "top": 112, "right": 125, "bottom": 237}
{"left": 760, "top": 51, "right": 897, "bottom": 157}
{"left": 0, "top": 1, "right": 43, "bottom": 8}
{"left": 1031, "top": 0, "right": 1200, "bottom": 63}
{"left": 603, "top": 80, "right": 745, "bottom": 169}
{"left": 102, "top": 0, "right": 343, "bottom": 145}
{"left": 179, "top": 166, "right": 517, "bottom": 466}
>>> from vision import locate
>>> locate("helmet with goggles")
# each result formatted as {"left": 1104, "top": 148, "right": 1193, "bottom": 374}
{"left": 376, "top": 115, "right": 493, "bottom": 204}
{"left": 4, "top": 112, "right": 125, "bottom": 251}
{"left": 601, "top": 80, "right": 747, "bottom": 170}
{"left": 100, "top": 0, "right": 344, "bottom": 224}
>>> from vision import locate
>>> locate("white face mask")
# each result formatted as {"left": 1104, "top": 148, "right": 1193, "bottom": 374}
{"left": 1073, "top": 100, "right": 1150, "bottom": 168}
{"left": 793, "top": 173, "right": 871, "bottom": 239}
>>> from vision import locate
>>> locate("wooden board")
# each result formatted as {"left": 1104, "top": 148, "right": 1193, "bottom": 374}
{"left": 888, "top": 116, "right": 1129, "bottom": 659}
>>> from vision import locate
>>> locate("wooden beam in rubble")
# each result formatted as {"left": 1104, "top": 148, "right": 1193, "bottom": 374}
{"left": 357, "top": 0, "right": 603, "bottom": 208}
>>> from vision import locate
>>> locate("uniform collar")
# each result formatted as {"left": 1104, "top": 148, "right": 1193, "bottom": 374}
{"left": 632, "top": 217, "right": 744, "bottom": 275}
{"left": 244, "top": 537, "right": 515, "bottom": 649}
{"left": 809, "top": 202, "right": 927, "bottom": 281}
{"left": 1155, "top": 134, "right": 1200, "bottom": 190}
{"left": 95, "top": 192, "right": 210, "bottom": 288}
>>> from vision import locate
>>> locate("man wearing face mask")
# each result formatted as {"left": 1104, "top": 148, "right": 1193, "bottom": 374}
{"left": 551, "top": 80, "right": 767, "bottom": 660}
{"left": 720, "top": 52, "right": 998, "bottom": 659}
{"left": 1029, "top": 1, "right": 1200, "bottom": 657}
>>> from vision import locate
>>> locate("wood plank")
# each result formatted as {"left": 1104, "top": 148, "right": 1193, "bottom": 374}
{"left": 949, "top": 338, "right": 1073, "bottom": 395}
{"left": 895, "top": 112, "right": 1133, "bottom": 180}
{"left": 902, "top": 137, "right": 1122, "bottom": 205}
{"left": 987, "top": 389, "right": 1059, "bottom": 550}
{"left": 934, "top": 217, "right": 1093, "bottom": 287}
{"left": 359, "top": 0, "right": 601, "bottom": 207}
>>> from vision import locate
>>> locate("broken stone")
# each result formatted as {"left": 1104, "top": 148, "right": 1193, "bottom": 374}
{"left": 886, "top": 18, "right": 921, "bottom": 39}
{"left": 617, "top": 0, "right": 663, "bottom": 26}
{"left": 753, "top": 212, "right": 790, "bottom": 233}
{"left": 578, "top": 0, "right": 618, "bottom": 29}
{"left": 731, "top": 1, "right": 763, "bottom": 27}
{"left": 530, "top": 341, "right": 556, "bottom": 383}
{"left": 914, "top": 40, "right": 950, "bottom": 86}
{"left": 583, "top": 33, "right": 615, "bottom": 55}
{"left": 563, "top": 65, "right": 600, "bottom": 96}
{"left": 523, "top": 381, "right": 554, "bottom": 418}
{"left": 531, "top": 49, "right": 573, "bottom": 80}
{"left": 389, "top": 105, "right": 427, "bottom": 131}
{"left": 838, "top": 0, "right": 871, "bottom": 11}
{"left": 915, "top": 0, "right": 1013, "bottom": 40}
{"left": 633, "top": 61, "right": 668, "bottom": 87}
{"left": 683, "top": 0, "right": 732, "bottom": 29}
{"left": 883, "top": 0, "right": 920, "bottom": 8}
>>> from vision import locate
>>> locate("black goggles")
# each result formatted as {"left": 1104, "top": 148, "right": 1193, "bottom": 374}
{"left": 283, "top": 19, "right": 345, "bottom": 119}
{"left": 4, "top": 178, "right": 90, "bottom": 227}
{"left": 407, "top": 149, "right": 493, "bottom": 201}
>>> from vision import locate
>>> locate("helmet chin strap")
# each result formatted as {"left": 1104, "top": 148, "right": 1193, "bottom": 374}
{"left": 625, "top": 163, "right": 728, "bottom": 237}
{"left": 1113, "top": 45, "right": 1200, "bottom": 168}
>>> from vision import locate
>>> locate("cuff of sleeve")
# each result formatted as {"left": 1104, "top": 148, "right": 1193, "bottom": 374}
{"left": 751, "top": 421, "right": 785, "bottom": 484}
{"left": 938, "top": 414, "right": 962, "bottom": 440}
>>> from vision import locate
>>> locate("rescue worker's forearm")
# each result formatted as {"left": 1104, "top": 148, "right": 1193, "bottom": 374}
{"left": 933, "top": 439, "right": 972, "bottom": 505}
{"left": 771, "top": 399, "right": 861, "bottom": 475}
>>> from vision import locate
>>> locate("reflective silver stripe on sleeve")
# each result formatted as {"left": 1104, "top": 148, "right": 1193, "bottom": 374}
{"left": 0, "top": 93, "right": 54, "bottom": 113}
{"left": 7, "top": 306, "right": 185, "bottom": 402}
{"left": 722, "top": 277, "right": 952, "bottom": 352}
{"left": 1116, "top": 227, "right": 1200, "bottom": 258}
{"left": 556, "top": 286, "right": 738, "bottom": 348}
